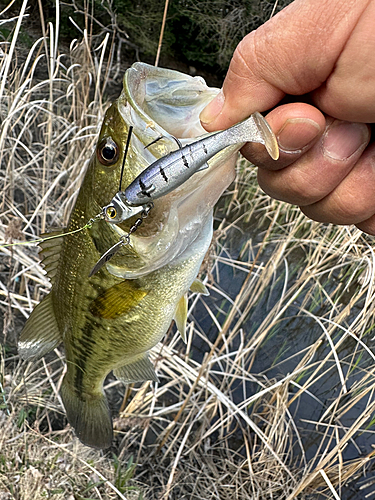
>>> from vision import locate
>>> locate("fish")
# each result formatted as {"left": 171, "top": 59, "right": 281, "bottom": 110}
{"left": 18, "top": 62, "right": 278, "bottom": 449}
{"left": 102, "top": 112, "right": 279, "bottom": 224}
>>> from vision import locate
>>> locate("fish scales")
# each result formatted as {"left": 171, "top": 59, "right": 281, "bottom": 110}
{"left": 18, "top": 62, "right": 277, "bottom": 449}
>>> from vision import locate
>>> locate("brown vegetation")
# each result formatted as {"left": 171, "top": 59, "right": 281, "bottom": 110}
{"left": 1, "top": 1, "right": 375, "bottom": 499}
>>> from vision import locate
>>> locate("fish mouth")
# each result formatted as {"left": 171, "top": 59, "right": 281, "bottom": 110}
{"left": 106, "top": 63, "right": 238, "bottom": 279}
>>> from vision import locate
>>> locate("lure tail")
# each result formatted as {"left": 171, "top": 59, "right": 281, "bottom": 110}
{"left": 61, "top": 378, "right": 113, "bottom": 449}
{"left": 228, "top": 112, "right": 279, "bottom": 160}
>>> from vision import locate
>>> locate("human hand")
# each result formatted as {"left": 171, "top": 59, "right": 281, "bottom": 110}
{"left": 200, "top": 0, "right": 375, "bottom": 235}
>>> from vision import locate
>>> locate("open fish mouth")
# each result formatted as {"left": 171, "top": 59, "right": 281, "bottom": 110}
{"left": 106, "top": 63, "right": 239, "bottom": 279}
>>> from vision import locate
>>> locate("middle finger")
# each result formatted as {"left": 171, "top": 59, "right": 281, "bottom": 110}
{"left": 257, "top": 118, "right": 370, "bottom": 206}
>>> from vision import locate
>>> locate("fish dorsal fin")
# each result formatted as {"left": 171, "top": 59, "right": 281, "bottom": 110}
{"left": 190, "top": 278, "right": 209, "bottom": 296}
{"left": 174, "top": 293, "right": 188, "bottom": 343}
{"left": 89, "top": 280, "right": 148, "bottom": 319}
{"left": 39, "top": 230, "right": 64, "bottom": 284}
{"left": 114, "top": 353, "right": 159, "bottom": 384}
{"left": 18, "top": 292, "right": 62, "bottom": 360}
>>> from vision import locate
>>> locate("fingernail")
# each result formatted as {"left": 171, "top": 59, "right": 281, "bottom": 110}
{"left": 277, "top": 118, "right": 321, "bottom": 151}
{"left": 200, "top": 89, "right": 225, "bottom": 125}
{"left": 322, "top": 120, "right": 368, "bottom": 160}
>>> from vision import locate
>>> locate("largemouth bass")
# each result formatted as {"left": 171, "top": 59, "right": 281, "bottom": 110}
{"left": 18, "top": 63, "right": 278, "bottom": 449}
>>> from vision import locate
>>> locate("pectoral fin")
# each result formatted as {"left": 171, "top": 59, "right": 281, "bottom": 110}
{"left": 89, "top": 280, "right": 148, "bottom": 319}
{"left": 18, "top": 292, "right": 62, "bottom": 360}
{"left": 114, "top": 353, "right": 158, "bottom": 384}
{"left": 190, "top": 278, "right": 209, "bottom": 296}
{"left": 174, "top": 294, "right": 188, "bottom": 343}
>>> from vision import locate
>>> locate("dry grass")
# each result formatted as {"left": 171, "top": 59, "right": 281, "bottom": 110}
{"left": 1, "top": 1, "right": 375, "bottom": 499}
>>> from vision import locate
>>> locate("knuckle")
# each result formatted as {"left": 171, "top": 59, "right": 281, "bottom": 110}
{"left": 230, "top": 34, "right": 257, "bottom": 81}
{"left": 257, "top": 168, "right": 326, "bottom": 206}
{"left": 330, "top": 191, "right": 371, "bottom": 223}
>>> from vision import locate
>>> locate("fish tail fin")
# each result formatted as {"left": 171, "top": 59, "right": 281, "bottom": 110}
{"left": 61, "top": 378, "right": 113, "bottom": 449}
{"left": 231, "top": 112, "right": 279, "bottom": 160}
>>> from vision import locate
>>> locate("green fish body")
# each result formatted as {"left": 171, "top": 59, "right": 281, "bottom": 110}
{"left": 18, "top": 63, "right": 246, "bottom": 448}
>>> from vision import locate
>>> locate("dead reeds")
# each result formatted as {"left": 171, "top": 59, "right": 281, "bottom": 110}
{"left": 1, "top": 1, "right": 375, "bottom": 499}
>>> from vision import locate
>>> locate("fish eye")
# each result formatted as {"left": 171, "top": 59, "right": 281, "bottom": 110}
{"left": 106, "top": 206, "right": 117, "bottom": 219}
{"left": 97, "top": 138, "right": 119, "bottom": 166}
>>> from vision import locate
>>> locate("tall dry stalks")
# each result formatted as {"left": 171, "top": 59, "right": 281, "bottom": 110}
{"left": 0, "top": 1, "right": 375, "bottom": 499}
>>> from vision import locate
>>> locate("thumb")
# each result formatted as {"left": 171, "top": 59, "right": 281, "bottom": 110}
{"left": 200, "top": 0, "right": 367, "bottom": 131}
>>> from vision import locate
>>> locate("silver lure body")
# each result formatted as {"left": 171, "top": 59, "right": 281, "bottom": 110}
{"left": 103, "top": 112, "right": 279, "bottom": 223}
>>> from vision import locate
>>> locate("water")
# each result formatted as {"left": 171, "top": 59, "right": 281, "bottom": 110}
{"left": 190, "top": 207, "right": 375, "bottom": 499}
